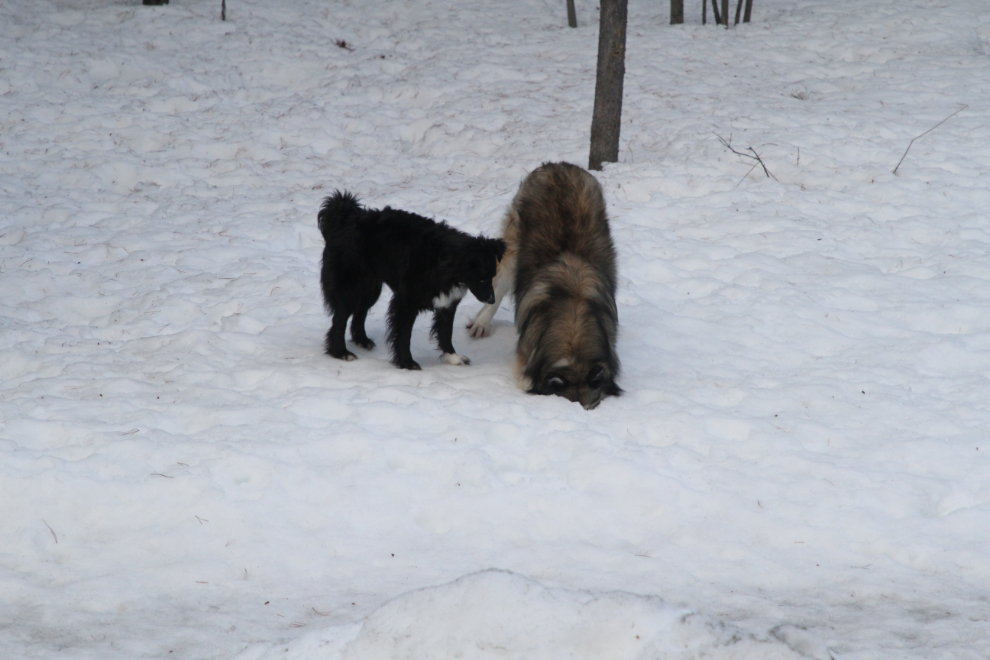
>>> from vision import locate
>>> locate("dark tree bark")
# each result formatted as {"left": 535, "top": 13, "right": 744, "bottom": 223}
{"left": 588, "top": 0, "right": 627, "bottom": 171}
{"left": 722, "top": 0, "right": 730, "bottom": 26}
{"left": 710, "top": 0, "right": 722, "bottom": 25}
{"left": 744, "top": 0, "right": 754, "bottom": 22}
{"left": 566, "top": 0, "right": 577, "bottom": 28}
{"left": 670, "top": 0, "right": 683, "bottom": 25}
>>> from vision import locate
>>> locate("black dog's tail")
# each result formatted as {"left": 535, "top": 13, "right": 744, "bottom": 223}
{"left": 318, "top": 190, "right": 363, "bottom": 241}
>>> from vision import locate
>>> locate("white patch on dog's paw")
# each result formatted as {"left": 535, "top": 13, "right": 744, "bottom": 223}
{"left": 441, "top": 353, "right": 470, "bottom": 366}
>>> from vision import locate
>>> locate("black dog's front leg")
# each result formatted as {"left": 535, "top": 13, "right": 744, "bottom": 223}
{"left": 432, "top": 302, "right": 470, "bottom": 366}
{"left": 387, "top": 296, "right": 421, "bottom": 370}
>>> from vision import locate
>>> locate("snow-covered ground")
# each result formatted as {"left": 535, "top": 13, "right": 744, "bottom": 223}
{"left": 2, "top": 0, "right": 990, "bottom": 658}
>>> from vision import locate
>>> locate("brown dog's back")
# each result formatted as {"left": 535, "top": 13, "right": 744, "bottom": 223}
{"left": 511, "top": 163, "right": 621, "bottom": 409}
{"left": 512, "top": 163, "right": 617, "bottom": 307}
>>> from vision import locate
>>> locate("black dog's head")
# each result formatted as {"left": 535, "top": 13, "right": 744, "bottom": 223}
{"left": 451, "top": 237, "right": 505, "bottom": 305}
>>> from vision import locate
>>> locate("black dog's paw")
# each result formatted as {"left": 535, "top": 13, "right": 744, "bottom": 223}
{"left": 441, "top": 353, "right": 471, "bottom": 366}
{"left": 328, "top": 347, "right": 358, "bottom": 361}
{"left": 394, "top": 358, "right": 422, "bottom": 370}
{"left": 353, "top": 337, "right": 376, "bottom": 351}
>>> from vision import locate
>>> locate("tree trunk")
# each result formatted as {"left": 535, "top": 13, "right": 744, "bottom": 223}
{"left": 670, "top": 0, "right": 683, "bottom": 25}
{"left": 588, "top": 0, "right": 628, "bottom": 171}
{"left": 566, "top": 0, "right": 577, "bottom": 28}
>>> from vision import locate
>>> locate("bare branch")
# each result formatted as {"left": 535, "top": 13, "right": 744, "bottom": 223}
{"left": 716, "top": 133, "right": 778, "bottom": 182}
{"left": 893, "top": 105, "right": 967, "bottom": 175}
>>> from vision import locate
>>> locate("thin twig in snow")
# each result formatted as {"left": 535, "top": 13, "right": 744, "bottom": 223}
{"left": 715, "top": 133, "right": 778, "bottom": 182}
{"left": 736, "top": 163, "right": 759, "bottom": 188}
{"left": 43, "top": 520, "right": 58, "bottom": 543}
{"left": 748, "top": 147, "right": 778, "bottom": 181}
{"left": 892, "top": 105, "right": 967, "bottom": 175}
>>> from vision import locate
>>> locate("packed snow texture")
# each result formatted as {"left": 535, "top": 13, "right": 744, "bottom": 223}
{"left": 1, "top": 0, "right": 989, "bottom": 659}
{"left": 238, "top": 571, "right": 822, "bottom": 660}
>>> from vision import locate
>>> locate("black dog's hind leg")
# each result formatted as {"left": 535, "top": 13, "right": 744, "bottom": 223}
{"left": 325, "top": 305, "right": 358, "bottom": 361}
{"left": 387, "top": 296, "right": 421, "bottom": 370}
{"left": 349, "top": 282, "right": 382, "bottom": 351}
{"left": 432, "top": 302, "right": 470, "bottom": 365}
{"left": 350, "top": 308, "right": 375, "bottom": 351}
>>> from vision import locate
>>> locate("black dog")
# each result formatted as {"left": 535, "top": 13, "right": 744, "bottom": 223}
{"left": 318, "top": 191, "right": 505, "bottom": 370}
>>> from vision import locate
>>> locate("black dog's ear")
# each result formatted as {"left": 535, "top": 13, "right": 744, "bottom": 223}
{"left": 490, "top": 238, "right": 507, "bottom": 262}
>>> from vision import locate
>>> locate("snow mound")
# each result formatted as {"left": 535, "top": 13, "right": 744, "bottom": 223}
{"left": 244, "top": 571, "right": 826, "bottom": 660}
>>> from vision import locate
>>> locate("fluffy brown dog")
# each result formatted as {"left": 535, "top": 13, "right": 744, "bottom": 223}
{"left": 468, "top": 162, "right": 621, "bottom": 409}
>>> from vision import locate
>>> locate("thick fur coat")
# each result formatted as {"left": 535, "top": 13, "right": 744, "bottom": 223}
{"left": 468, "top": 162, "right": 621, "bottom": 409}
{"left": 319, "top": 191, "right": 505, "bottom": 370}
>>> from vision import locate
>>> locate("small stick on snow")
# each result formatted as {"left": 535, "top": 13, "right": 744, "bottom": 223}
{"left": 736, "top": 163, "right": 759, "bottom": 188}
{"left": 892, "top": 105, "right": 967, "bottom": 175}
{"left": 748, "top": 147, "right": 778, "bottom": 181}
{"left": 43, "top": 520, "right": 58, "bottom": 543}
{"left": 716, "top": 133, "right": 778, "bottom": 181}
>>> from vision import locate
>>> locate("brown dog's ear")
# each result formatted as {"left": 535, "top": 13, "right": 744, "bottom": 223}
{"left": 590, "top": 365, "right": 622, "bottom": 397}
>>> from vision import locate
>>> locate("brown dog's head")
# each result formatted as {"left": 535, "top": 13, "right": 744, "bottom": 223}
{"left": 525, "top": 356, "right": 621, "bottom": 410}
{"left": 515, "top": 257, "right": 621, "bottom": 410}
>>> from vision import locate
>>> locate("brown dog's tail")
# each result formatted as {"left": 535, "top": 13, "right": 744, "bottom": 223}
{"left": 318, "top": 190, "right": 363, "bottom": 241}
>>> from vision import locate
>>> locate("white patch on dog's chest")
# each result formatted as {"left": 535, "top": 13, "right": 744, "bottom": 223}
{"left": 433, "top": 285, "right": 466, "bottom": 309}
